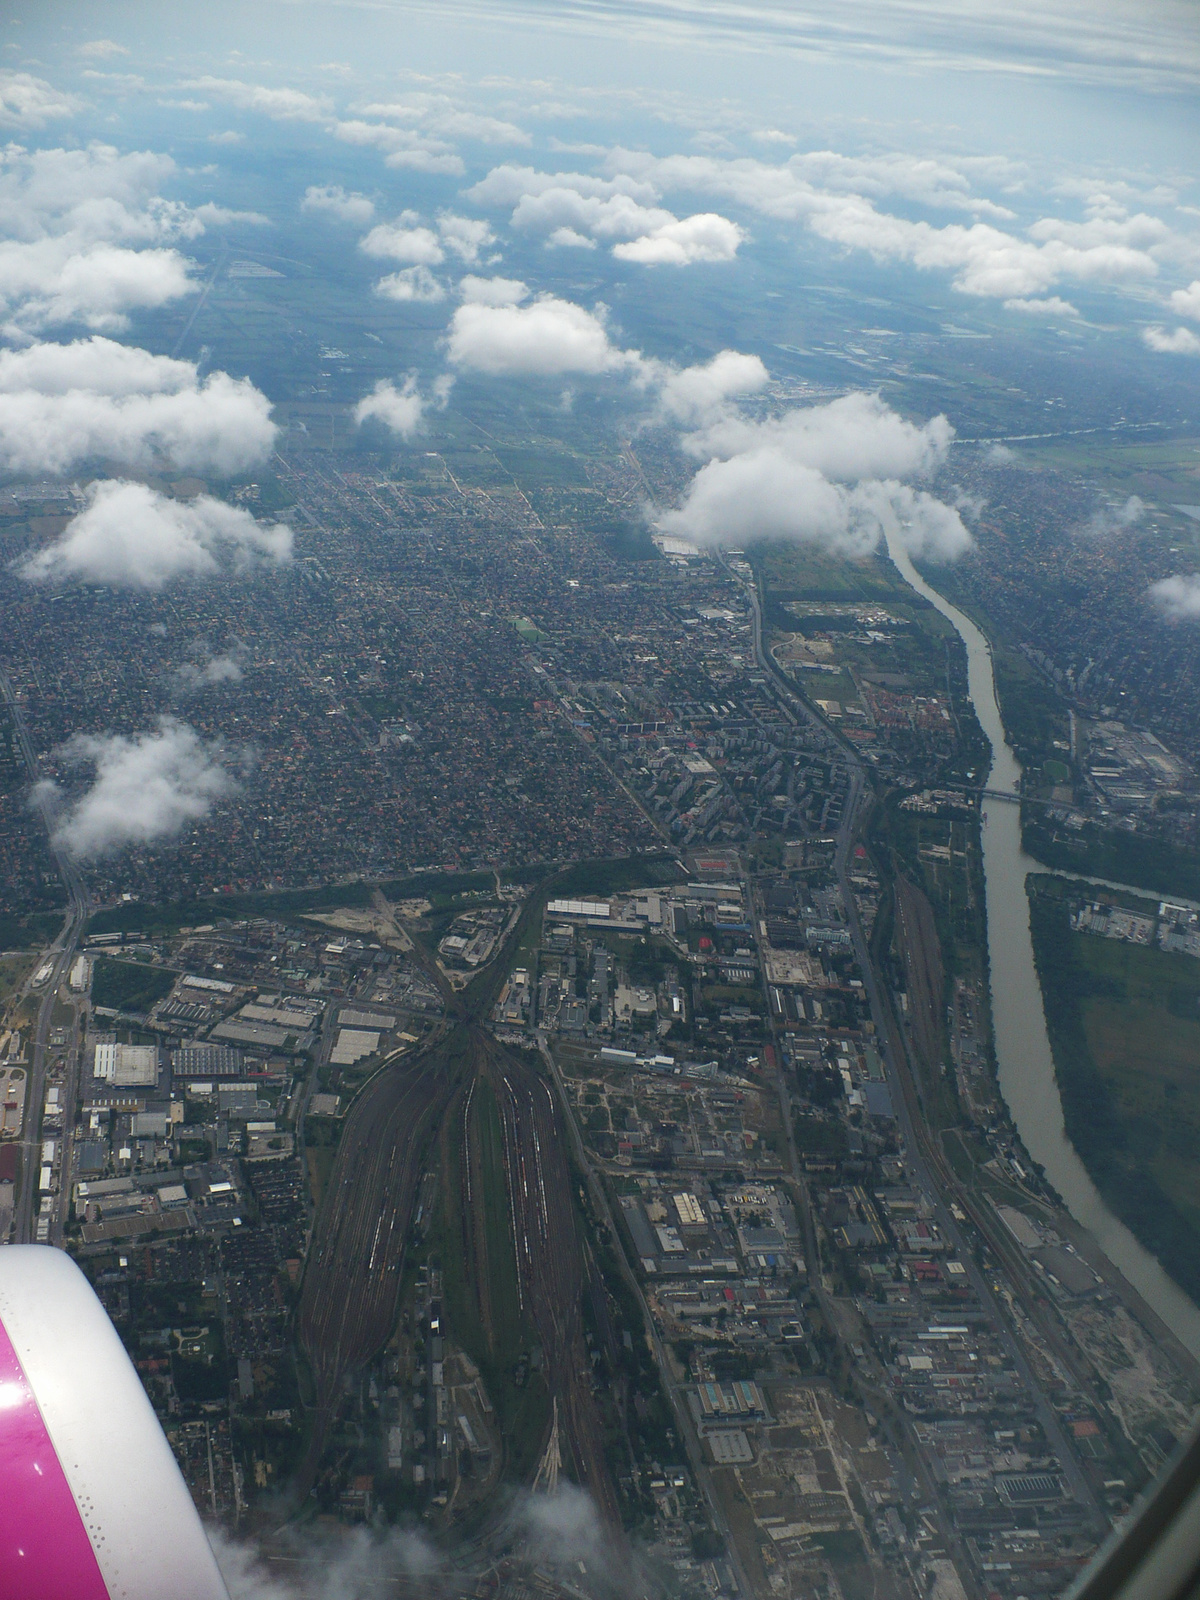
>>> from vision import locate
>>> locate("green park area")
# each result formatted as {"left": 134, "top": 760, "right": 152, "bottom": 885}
{"left": 1030, "top": 880, "right": 1200, "bottom": 1301}
{"left": 91, "top": 956, "right": 176, "bottom": 1015}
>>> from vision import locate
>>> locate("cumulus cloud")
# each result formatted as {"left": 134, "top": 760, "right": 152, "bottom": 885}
{"left": 333, "top": 120, "right": 464, "bottom": 176}
{"left": 354, "top": 376, "right": 427, "bottom": 439}
{"left": 355, "top": 95, "right": 530, "bottom": 147}
{"left": 0, "top": 240, "right": 194, "bottom": 334}
{"left": 660, "top": 391, "right": 969, "bottom": 562}
{"left": 596, "top": 149, "right": 1170, "bottom": 302}
{"left": 360, "top": 211, "right": 494, "bottom": 275}
{"left": 301, "top": 184, "right": 374, "bottom": 224}
{"left": 466, "top": 165, "right": 742, "bottom": 266}
{"left": 375, "top": 267, "right": 445, "bottom": 303}
{"left": 678, "top": 389, "right": 952, "bottom": 476}
{"left": 1148, "top": 573, "right": 1200, "bottom": 621}
{"left": 34, "top": 718, "right": 239, "bottom": 860}
{"left": 0, "top": 72, "right": 79, "bottom": 129}
{"left": 181, "top": 77, "right": 333, "bottom": 123}
{"left": 437, "top": 212, "right": 494, "bottom": 263}
{"left": 1144, "top": 324, "right": 1200, "bottom": 355}
{"left": 613, "top": 212, "right": 743, "bottom": 265}
{"left": 446, "top": 294, "right": 641, "bottom": 378}
{"left": 655, "top": 349, "right": 769, "bottom": 425}
{"left": 17, "top": 480, "right": 292, "bottom": 589}
{"left": 0, "top": 337, "right": 277, "bottom": 475}
{"left": 0, "top": 141, "right": 262, "bottom": 333}
{"left": 360, "top": 216, "right": 444, "bottom": 265}
{"left": 459, "top": 275, "right": 528, "bottom": 305}
{"left": 1169, "top": 280, "right": 1200, "bottom": 320}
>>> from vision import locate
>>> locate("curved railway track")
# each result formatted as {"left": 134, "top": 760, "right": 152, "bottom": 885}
{"left": 295, "top": 877, "right": 623, "bottom": 1526}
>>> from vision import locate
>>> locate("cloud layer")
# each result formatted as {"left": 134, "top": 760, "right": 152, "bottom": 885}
{"left": 0, "top": 337, "right": 277, "bottom": 475}
{"left": 35, "top": 718, "right": 238, "bottom": 859}
{"left": 18, "top": 480, "right": 293, "bottom": 588}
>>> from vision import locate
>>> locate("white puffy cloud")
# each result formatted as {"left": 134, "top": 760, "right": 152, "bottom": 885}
{"left": 0, "top": 239, "right": 194, "bottom": 334}
{"left": 35, "top": 718, "right": 238, "bottom": 860}
{"left": 301, "top": 184, "right": 375, "bottom": 224}
{"left": 547, "top": 227, "right": 595, "bottom": 250}
{"left": 0, "top": 141, "right": 264, "bottom": 333}
{"left": 655, "top": 349, "right": 768, "bottom": 425}
{"left": 1144, "top": 325, "right": 1200, "bottom": 355}
{"left": 181, "top": 77, "right": 333, "bottom": 123}
{"left": 446, "top": 295, "right": 641, "bottom": 378}
{"left": 0, "top": 72, "right": 79, "bottom": 129}
{"left": 1004, "top": 296, "right": 1079, "bottom": 316}
{"left": 333, "top": 120, "right": 464, "bottom": 176}
{"left": 356, "top": 97, "right": 530, "bottom": 147}
{"left": 0, "top": 337, "right": 277, "bottom": 476}
{"left": 354, "top": 377, "right": 427, "bottom": 439}
{"left": 437, "top": 213, "right": 494, "bottom": 263}
{"left": 1148, "top": 574, "right": 1200, "bottom": 621}
{"left": 1169, "top": 280, "right": 1200, "bottom": 320}
{"left": 459, "top": 275, "right": 529, "bottom": 305}
{"left": 659, "top": 392, "right": 968, "bottom": 562}
{"left": 613, "top": 212, "right": 743, "bottom": 265}
{"left": 375, "top": 266, "right": 445, "bottom": 303}
{"left": 466, "top": 165, "right": 742, "bottom": 266}
{"left": 679, "top": 390, "right": 952, "bottom": 477}
{"left": 360, "top": 216, "right": 444, "bottom": 266}
{"left": 599, "top": 149, "right": 1169, "bottom": 302}
{"left": 17, "top": 480, "right": 292, "bottom": 589}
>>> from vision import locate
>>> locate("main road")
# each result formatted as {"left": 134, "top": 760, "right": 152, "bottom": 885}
{"left": 0, "top": 666, "right": 88, "bottom": 1246}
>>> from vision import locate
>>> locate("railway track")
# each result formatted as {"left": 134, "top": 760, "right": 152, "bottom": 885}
{"left": 295, "top": 1035, "right": 463, "bottom": 1492}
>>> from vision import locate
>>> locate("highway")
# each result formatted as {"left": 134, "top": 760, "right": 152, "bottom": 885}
{"left": 0, "top": 665, "right": 89, "bottom": 1246}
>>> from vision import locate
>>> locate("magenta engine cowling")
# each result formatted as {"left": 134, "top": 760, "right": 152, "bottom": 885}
{"left": 0, "top": 1245, "right": 230, "bottom": 1600}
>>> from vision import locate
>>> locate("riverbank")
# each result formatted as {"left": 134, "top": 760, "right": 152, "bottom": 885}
{"left": 884, "top": 530, "right": 1200, "bottom": 1357}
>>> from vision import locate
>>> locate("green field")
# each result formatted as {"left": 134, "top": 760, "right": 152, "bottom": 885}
{"left": 1077, "top": 939, "right": 1200, "bottom": 1231}
{"left": 1030, "top": 882, "right": 1200, "bottom": 1300}
{"left": 0, "top": 911, "right": 65, "bottom": 949}
{"left": 1022, "top": 816, "right": 1200, "bottom": 902}
{"left": 91, "top": 957, "right": 176, "bottom": 1014}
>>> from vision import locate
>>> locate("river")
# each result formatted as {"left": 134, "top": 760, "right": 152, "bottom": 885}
{"left": 885, "top": 531, "right": 1200, "bottom": 1358}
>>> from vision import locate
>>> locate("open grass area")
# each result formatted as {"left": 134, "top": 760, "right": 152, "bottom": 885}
{"left": 1074, "top": 936, "right": 1200, "bottom": 1232}
{"left": 1030, "top": 880, "right": 1200, "bottom": 1300}
{"left": 91, "top": 957, "right": 176, "bottom": 1014}
{"left": 0, "top": 911, "right": 64, "bottom": 950}
{"left": 0, "top": 954, "right": 35, "bottom": 1007}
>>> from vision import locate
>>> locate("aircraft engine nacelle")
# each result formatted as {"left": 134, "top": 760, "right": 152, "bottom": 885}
{"left": 0, "top": 1244, "right": 230, "bottom": 1599}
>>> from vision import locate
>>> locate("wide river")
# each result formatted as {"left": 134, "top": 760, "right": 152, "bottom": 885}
{"left": 885, "top": 532, "right": 1200, "bottom": 1358}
